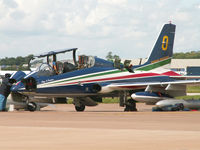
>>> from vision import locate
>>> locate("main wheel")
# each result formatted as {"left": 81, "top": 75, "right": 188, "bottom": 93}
{"left": 75, "top": 104, "right": 85, "bottom": 112}
{"left": 124, "top": 105, "right": 130, "bottom": 111}
{"left": 124, "top": 99, "right": 137, "bottom": 112}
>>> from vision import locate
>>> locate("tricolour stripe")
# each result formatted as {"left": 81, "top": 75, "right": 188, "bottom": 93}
{"left": 135, "top": 58, "right": 171, "bottom": 71}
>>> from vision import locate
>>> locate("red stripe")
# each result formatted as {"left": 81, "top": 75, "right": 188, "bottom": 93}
{"left": 83, "top": 73, "right": 159, "bottom": 83}
{"left": 161, "top": 71, "right": 181, "bottom": 76}
{"left": 58, "top": 72, "right": 160, "bottom": 86}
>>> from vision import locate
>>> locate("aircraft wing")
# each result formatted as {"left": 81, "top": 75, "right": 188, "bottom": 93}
{"left": 170, "top": 75, "right": 200, "bottom": 79}
{"left": 100, "top": 79, "right": 200, "bottom": 93}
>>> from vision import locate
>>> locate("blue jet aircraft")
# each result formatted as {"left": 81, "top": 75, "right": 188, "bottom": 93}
{"left": 10, "top": 23, "right": 200, "bottom": 111}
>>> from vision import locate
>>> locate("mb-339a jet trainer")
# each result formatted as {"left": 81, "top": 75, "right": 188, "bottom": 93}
{"left": 10, "top": 23, "right": 200, "bottom": 111}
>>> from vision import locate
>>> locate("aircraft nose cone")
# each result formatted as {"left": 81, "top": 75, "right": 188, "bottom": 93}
{"left": 11, "top": 85, "right": 19, "bottom": 92}
{"left": 11, "top": 81, "right": 24, "bottom": 92}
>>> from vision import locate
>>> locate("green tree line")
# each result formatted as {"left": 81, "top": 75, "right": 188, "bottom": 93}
{"left": 106, "top": 51, "right": 120, "bottom": 61}
{"left": 106, "top": 51, "right": 200, "bottom": 60}
{"left": 173, "top": 51, "right": 200, "bottom": 59}
{"left": 0, "top": 55, "right": 33, "bottom": 70}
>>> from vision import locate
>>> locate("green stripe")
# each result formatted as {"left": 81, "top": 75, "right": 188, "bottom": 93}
{"left": 135, "top": 58, "right": 171, "bottom": 71}
{"left": 45, "top": 69, "right": 127, "bottom": 86}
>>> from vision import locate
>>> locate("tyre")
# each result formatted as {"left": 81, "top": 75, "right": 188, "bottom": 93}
{"left": 75, "top": 104, "right": 85, "bottom": 112}
{"left": 124, "top": 105, "right": 130, "bottom": 111}
{"left": 27, "top": 102, "right": 37, "bottom": 112}
{"left": 124, "top": 99, "right": 137, "bottom": 112}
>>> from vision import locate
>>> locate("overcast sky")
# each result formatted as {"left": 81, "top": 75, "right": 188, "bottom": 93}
{"left": 0, "top": 0, "right": 200, "bottom": 59}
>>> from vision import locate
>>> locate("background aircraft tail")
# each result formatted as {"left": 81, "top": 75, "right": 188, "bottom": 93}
{"left": 135, "top": 23, "right": 176, "bottom": 71}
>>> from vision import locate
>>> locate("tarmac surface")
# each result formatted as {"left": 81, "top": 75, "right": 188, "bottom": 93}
{"left": 1, "top": 103, "right": 200, "bottom": 150}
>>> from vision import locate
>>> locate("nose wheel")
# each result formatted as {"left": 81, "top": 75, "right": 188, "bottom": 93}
{"left": 124, "top": 99, "right": 137, "bottom": 112}
{"left": 27, "top": 102, "right": 40, "bottom": 111}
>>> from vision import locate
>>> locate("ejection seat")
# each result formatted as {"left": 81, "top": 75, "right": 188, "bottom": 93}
{"left": 63, "top": 62, "right": 76, "bottom": 73}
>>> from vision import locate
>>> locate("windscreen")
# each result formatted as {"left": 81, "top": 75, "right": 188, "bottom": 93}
{"left": 29, "top": 57, "right": 46, "bottom": 71}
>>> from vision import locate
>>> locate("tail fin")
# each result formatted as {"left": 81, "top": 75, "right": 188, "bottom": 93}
{"left": 136, "top": 23, "right": 176, "bottom": 71}
{"left": 146, "top": 23, "right": 176, "bottom": 63}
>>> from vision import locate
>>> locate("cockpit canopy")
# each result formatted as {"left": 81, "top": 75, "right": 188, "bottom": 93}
{"left": 29, "top": 48, "right": 78, "bottom": 76}
{"left": 28, "top": 48, "right": 115, "bottom": 77}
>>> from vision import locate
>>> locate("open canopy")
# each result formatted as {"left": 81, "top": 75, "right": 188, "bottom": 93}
{"left": 34, "top": 48, "right": 78, "bottom": 58}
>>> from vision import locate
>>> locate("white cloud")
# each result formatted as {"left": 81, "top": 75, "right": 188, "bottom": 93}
{"left": 0, "top": 0, "right": 200, "bottom": 59}
{"left": 98, "top": 0, "right": 127, "bottom": 6}
{"left": 85, "top": 6, "right": 111, "bottom": 26}
{"left": 2, "top": 0, "right": 18, "bottom": 8}
{"left": 172, "top": 12, "right": 190, "bottom": 22}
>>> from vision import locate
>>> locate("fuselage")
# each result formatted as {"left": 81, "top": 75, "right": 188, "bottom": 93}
{"left": 11, "top": 65, "right": 177, "bottom": 98}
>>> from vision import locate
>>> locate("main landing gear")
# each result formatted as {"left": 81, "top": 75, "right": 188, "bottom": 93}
{"left": 73, "top": 98, "right": 86, "bottom": 112}
{"left": 75, "top": 104, "right": 85, "bottom": 112}
{"left": 120, "top": 91, "right": 137, "bottom": 112}
{"left": 124, "top": 99, "right": 137, "bottom": 112}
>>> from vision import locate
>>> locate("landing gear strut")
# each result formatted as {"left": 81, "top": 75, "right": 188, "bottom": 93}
{"left": 124, "top": 99, "right": 137, "bottom": 112}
